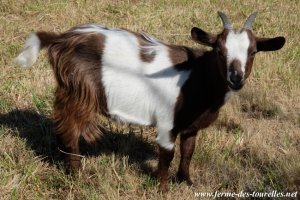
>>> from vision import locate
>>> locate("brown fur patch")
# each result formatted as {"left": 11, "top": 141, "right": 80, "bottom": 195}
{"left": 139, "top": 34, "right": 156, "bottom": 62}
{"left": 169, "top": 45, "right": 204, "bottom": 71}
{"left": 136, "top": 33, "right": 156, "bottom": 63}
{"left": 36, "top": 32, "right": 60, "bottom": 48}
{"left": 168, "top": 45, "right": 189, "bottom": 65}
{"left": 172, "top": 49, "right": 229, "bottom": 134}
{"left": 122, "top": 28, "right": 157, "bottom": 63}
{"left": 43, "top": 32, "right": 108, "bottom": 169}
{"left": 244, "top": 30, "right": 257, "bottom": 79}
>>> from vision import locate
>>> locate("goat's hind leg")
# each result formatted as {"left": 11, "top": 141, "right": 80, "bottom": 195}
{"left": 154, "top": 127, "right": 178, "bottom": 192}
{"left": 53, "top": 88, "right": 100, "bottom": 173}
{"left": 54, "top": 108, "right": 82, "bottom": 172}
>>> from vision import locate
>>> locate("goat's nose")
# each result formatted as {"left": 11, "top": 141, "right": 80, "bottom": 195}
{"left": 230, "top": 73, "right": 243, "bottom": 84}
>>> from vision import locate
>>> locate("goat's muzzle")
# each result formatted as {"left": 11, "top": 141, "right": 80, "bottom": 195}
{"left": 227, "top": 70, "right": 244, "bottom": 91}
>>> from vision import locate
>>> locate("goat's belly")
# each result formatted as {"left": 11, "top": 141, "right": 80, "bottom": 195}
{"left": 102, "top": 70, "right": 158, "bottom": 126}
{"left": 108, "top": 105, "right": 154, "bottom": 126}
{"left": 101, "top": 66, "right": 190, "bottom": 127}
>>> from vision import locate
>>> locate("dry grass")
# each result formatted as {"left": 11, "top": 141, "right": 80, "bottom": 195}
{"left": 0, "top": 0, "right": 299, "bottom": 199}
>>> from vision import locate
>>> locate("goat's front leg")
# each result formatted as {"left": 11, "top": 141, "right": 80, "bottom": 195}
{"left": 154, "top": 127, "right": 177, "bottom": 192}
{"left": 155, "top": 146, "right": 175, "bottom": 192}
{"left": 176, "top": 131, "right": 197, "bottom": 185}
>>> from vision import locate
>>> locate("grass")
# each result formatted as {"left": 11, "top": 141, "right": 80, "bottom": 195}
{"left": 0, "top": 0, "right": 300, "bottom": 199}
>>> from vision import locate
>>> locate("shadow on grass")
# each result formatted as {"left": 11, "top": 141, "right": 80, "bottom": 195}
{"left": 0, "top": 109, "right": 157, "bottom": 171}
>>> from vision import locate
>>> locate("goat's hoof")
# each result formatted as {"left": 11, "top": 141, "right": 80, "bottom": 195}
{"left": 66, "top": 159, "right": 82, "bottom": 174}
{"left": 186, "top": 179, "right": 193, "bottom": 186}
{"left": 176, "top": 173, "right": 193, "bottom": 186}
{"left": 153, "top": 170, "right": 169, "bottom": 193}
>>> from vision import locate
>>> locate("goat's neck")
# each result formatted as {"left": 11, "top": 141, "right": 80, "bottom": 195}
{"left": 192, "top": 49, "right": 227, "bottom": 86}
{"left": 187, "top": 49, "right": 230, "bottom": 109}
{"left": 173, "top": 46, "right": 229, "bottom": 98}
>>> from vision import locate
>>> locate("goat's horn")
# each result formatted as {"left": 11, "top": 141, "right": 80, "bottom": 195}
{"left": 218, "top": 11, "right": 232, "bottom": 30}
{"left": 243, "top": 12, "right": 258, "bottom": 30}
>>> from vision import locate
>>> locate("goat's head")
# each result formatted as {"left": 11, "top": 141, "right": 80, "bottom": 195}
{"left": 191, "top": 11, "right": 285, "bottom": 91}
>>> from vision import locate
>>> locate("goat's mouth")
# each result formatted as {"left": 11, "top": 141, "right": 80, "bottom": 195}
{"left": 227, "top": 81, "right": 244, "bottom": 91}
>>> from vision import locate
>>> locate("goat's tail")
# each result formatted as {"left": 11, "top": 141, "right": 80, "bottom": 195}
{"left": 15, "top": 32, "right": 59, "bottom": 68}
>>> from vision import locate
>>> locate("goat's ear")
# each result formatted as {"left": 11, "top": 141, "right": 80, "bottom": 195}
{"left": 256, "top": 37, "right": 286, "bottom": 52}
{"left": 191, "top": 27, "right": 217, "bottom": 47}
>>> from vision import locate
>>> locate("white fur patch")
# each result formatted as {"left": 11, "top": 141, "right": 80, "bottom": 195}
{"left": 225, "top": 31, "right": 250, "bottom": 80}
{"left": 156, "top": 125, "right": 175, "bottom": 150}
{"left": 15, "top": 33, "right": 41, "bottom": 68}
{"left": 74, "top": 25, "right": 190, "bottom": 150}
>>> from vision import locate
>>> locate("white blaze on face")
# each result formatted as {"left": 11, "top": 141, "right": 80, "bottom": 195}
{"left": 225, "top": 31, "right": 250, "bottom": 82}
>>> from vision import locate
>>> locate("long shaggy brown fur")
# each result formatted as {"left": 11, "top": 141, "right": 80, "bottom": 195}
{"left": 40, "top": 31, "right": 108, "bottom": 169}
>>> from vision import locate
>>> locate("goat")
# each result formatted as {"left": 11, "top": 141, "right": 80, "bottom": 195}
{"left": 15, "top": 11, "right": 285, "bottom": 191}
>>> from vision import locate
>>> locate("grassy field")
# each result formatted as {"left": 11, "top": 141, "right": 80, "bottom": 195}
{"left": 0, "top": 0, "right": 299, "bottom": 199}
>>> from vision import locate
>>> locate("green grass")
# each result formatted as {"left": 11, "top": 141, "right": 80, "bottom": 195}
{"left": 0, "top": 0, "right": 300, "bottom": 199}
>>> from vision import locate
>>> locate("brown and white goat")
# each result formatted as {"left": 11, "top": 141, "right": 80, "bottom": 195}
{"left": 16, "top": 12, "right": 285, "bottom": 191}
